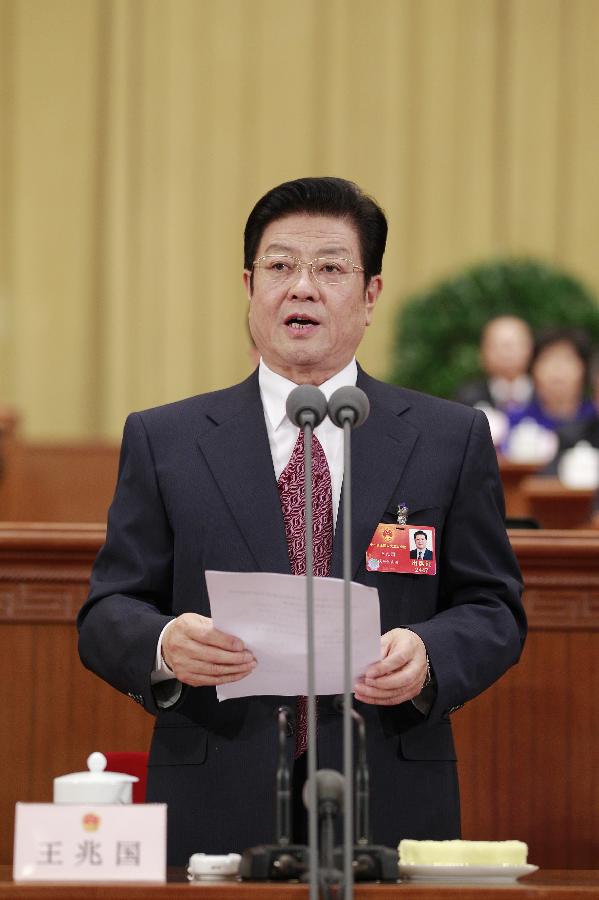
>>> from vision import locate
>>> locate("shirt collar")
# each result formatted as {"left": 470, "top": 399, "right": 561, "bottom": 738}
{"left": 258, "top": 358, "right": 358, "bottom": 432}
{"left": 489, "top": 375, "right": 533, "bottom": 406}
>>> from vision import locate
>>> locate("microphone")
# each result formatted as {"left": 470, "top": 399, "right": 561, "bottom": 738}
{"left": 239, "top": 706, "right": 309, "bottom": 882}
{"left": 303, "top": 770, "right": 344, "bottom": 888}
{"left": 276, "top": 706, "right": 293, "bottom": 846}
{"left": 332, "top": 698, "right": 399, "bottom": 882}
{"left": 327, "top": 386, "right": 370, "bottom": 897}
{"left": 327, "top": 386, "right": 370, "bottom": 429}
{"left": 302, "top": 769, "right": 345, "bottom": 818}
{"left": 286, "top": 384, "right": 328, "bottom": 429}
{"left": 286, "top": 382, "right": 328, "bottom": 899}
{"left": 334, "top": 697, "right": 370, "bottom": 845}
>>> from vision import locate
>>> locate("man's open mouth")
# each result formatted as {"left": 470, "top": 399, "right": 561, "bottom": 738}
{"left": 285, "top": 314, "right": 319, "bottom": 330}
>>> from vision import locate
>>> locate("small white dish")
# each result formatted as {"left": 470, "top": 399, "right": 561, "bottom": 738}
{"left": 187, "top": 853, "right": 241, "bottom": 882}
{"left": 399, "top": 863, "right": 539, "bottom": 884}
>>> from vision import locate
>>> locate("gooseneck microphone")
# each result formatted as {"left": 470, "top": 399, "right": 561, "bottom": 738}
{"left": 239, "top": 706, "right": 308, "bottom": 881}
{"left": 276, "top": 706, "right": 293, "bottom": 847}
{"left": 352, "top": 710, "right": 370, "bottom": 847}
{"left": 327, "top": 385, "right": 370, "bottom": 900}
{"left": 285, "top": 383, "right": 328, "bottom": 900}
{"left": 334, "top": 696, "right": 370, "bottom": 845}
{"left": 333, "top": 707, "right": 399, "bottom": 883}
{"left": 303, "top": 769, "right": 345, "bottom": 895}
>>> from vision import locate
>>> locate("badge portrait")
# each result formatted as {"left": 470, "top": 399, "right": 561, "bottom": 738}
{"left": 409, "top": 528, "right": 434, "bottom": 560}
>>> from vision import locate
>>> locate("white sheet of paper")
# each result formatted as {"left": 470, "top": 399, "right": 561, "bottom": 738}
{"left": 206, "top": 570, "right": 381, "bottom": 701}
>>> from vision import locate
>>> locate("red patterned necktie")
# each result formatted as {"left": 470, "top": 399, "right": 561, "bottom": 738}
{"left": 277, "top": 429, "right": 333, "bottom": 756}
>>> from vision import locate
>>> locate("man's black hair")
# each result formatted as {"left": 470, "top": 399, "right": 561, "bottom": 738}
{"left": 413, "top": 530, "right": 427, "bottom": 539}
{"left": 244, "top": 177, "right": 388, "bottom": 285}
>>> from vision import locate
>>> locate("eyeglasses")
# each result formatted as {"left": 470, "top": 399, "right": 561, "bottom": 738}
{"left": 252, "top": 254, "right": 365, "bottom": 285}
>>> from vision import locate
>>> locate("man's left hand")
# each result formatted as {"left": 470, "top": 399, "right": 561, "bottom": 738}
{"left": 354, "top": 628, "right": 428, "bottom": 706}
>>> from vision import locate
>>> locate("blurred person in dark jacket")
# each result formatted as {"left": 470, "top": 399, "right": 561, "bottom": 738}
{"left": 455, "top": 316, "right": 534, "bottom": 414}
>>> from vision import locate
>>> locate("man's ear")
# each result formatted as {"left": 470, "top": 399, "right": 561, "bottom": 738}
{"left": 243, "top": 269, "right": 253, "bottom": 301}
{"left": 364, "top": 275, "right": 383, "bottom": 326}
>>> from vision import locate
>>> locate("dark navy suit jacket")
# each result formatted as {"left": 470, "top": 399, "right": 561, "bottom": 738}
{"left": 78, "top": 367, "right": 526, "bottom": 864}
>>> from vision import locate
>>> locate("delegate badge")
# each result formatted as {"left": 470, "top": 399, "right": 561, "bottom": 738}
{"left": 365, "top": 524, "right": 436, "bottom": 576}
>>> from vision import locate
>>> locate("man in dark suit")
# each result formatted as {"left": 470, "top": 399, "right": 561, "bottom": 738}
{"left": 409, "top": 530, "right": 433, "bottom": 560}
{"left": 78, "top": 178, "right": 526, "bottom": 866}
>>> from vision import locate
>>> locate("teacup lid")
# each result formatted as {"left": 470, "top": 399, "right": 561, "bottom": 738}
{"left": 558, "top": 441, "right": 599, "bottom": 489}
{"left": 54, "top": 752, "right": 139, "bottom": 785}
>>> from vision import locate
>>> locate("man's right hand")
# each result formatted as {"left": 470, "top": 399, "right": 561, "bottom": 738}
{"left": 161, "top": 613, "right": 256, "bottom": 687}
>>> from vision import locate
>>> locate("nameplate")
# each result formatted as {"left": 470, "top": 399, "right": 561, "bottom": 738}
{"left": 13, "top": 803, "right": 166, "bottom": 882}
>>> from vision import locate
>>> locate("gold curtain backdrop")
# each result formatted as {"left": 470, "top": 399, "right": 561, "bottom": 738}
{"left": 1, "top": 0, "right": 599, "bottom": 439}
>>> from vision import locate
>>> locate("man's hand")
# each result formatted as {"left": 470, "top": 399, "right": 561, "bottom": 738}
{"left": 161, "top": 613, "right": 256, "bottom": 687}
{"left": 354, "top": 628, "right": 428, "bottom": 706}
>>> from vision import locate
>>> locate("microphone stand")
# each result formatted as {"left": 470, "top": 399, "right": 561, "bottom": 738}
{"left": 303, "top": 417, "right": 319, "bottom": 900}
{"left": 329, "top": 386, "right": 370, "bottom": 900}
{"left": 341, "top": 415, "right": 354, "bottom": 900}
{"left": 333, "top": 704, "right": 399, "bottom": 882}
{"left": 351, "top": 709, "right": 369, "bottom": 849}
{"left": 329, "top": 386, "right": 399, "bottom": 889}
{"left": 275, "top": 706, "right": 292, "bottom": 846}
{"left": 285, "top": 384, "right": 328, "bottom": 900}
{"left": 241, "top": 384, "right": 328, "bottom": 890}
{"left": 239, "top": 706, "right": 308, "bottom": 881}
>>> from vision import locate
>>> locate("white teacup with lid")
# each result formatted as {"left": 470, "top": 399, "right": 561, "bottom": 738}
{"left": 558, "top": 441, "right": 599, "bottom": 490}
{"left": 507, "top": 419, "right": 558, "bottom": 463}
{"left": 53, "top": 752, "right": 138, "bottom": 805}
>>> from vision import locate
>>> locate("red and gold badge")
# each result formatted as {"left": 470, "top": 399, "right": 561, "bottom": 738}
{"left": 366, "top": 524, "right": 436, "bottom": 575}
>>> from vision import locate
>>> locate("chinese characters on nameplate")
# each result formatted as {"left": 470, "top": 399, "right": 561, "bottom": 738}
{"left": 13, "top": 803, "right": 166, "bottom": 882}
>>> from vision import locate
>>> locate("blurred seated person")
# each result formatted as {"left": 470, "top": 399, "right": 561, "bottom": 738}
{"left": 510, "top": 329, "right": 595, "bottom": 433}
{"left": 544, "top": 351, "right": 599, "bottom": 475}
{"left": 456, "top": 316, "right": 534, "bottom": 414}
{"left": 554, "top": 350, "right": 599, "bottom": 451}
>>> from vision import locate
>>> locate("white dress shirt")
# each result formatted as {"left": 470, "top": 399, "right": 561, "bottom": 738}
{"left": 258, "top": 357, "right": 357, "bottom": 526}
{"left": 488, "top": 374, "right": 533, "bottom": 409}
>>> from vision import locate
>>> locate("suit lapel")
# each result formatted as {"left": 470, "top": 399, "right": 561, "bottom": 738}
{"left": 196, "top": 373, "right": 291, "bottom": 574}
{"left": 331, "top": 370, "right": 420, "bottom": 579}
{"left": 196, "top": 369, "right": 421, "bottom": 580}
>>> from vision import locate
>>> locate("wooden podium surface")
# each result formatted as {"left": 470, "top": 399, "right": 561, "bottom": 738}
{"left": 520, "top": 477, "right": 597, "bottom": 529}
{"left": 3, "top": 868, "right": 599, "bottom": 899}
{"left": 498, "top": 460, "right": 542, "bottom": 518}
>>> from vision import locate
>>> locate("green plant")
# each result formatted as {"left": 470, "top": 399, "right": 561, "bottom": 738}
{"left": 388, "top": 259, "right": 599, "bottom": 398}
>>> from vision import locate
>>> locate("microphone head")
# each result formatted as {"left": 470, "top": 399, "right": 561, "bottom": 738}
{"left": 302, "top": 768, "right": 345, "bottom": 811}
{"left": 286, "top": 384, "right": 328, "bottom": 429}
{"left": 328, "top": 386, "right": 370, "bottom": 429}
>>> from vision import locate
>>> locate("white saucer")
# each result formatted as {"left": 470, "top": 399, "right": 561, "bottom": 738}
{"left": 398, "top": 863, "right": 539, "bottom": 884}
